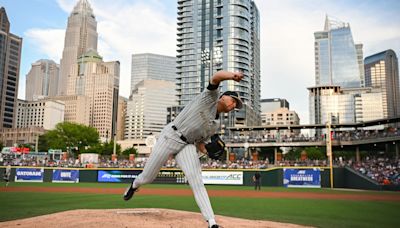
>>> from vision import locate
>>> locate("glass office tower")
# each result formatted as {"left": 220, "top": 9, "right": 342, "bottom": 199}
{"left": 130, "top": 53, "right": 176, "bottom": 93}
{"left": 314, "top": 16, "right": 364, "bottom": 88}
{"left": 176, "top": 0, "right": 261, "bottom": 126}
{"left": 364, "top": 50, "right": 400, "bottom": 119}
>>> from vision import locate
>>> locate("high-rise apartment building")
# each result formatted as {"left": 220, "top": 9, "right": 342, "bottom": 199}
{"left": 59, "top": 0, "right": 98, "bottom": 96}
{"left": 16, "top": 99, "right": 64, "bottom": 130}
{"left": 364, "top": 50, "right": 400, "bottom": 119}
{"left": 131, "top": 53, "right": 176, "bottom": 93}
{"left": 25, "top": 59, "right": 59, "bottom": 101}
{"left": 314, "top": 16, "right": 364, "bottom": 88}
{"left": 125, "top": 80, "right": 177, "bottom": 139}
{"left": 66, "top": 50, "right": 119, "bottom": 141}
{"left": 176, "top": 0, "right": 261, "bottom": 127}
{"left": 0, "top": 7, "right": 22, "bottom": 129}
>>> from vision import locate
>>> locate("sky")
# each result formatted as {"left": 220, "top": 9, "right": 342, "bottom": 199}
{"left": 1, "top": 0, "right": 399, "bottom": 124}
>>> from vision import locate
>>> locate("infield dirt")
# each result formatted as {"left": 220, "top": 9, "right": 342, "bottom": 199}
{"left": 0, "top": 208, "right": 313, "bottom": 228}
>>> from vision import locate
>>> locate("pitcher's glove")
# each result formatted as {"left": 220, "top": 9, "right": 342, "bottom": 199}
{"left": 205, "top": 134, "right": 225, "bottom": 160}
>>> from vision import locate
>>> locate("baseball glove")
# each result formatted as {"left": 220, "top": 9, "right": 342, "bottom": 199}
{"left": 205, "top": 134, "right": 225, "bottom": 160}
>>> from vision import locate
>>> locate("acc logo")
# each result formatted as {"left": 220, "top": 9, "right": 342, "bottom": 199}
{"left": 226, "top": 174, "right": 241, "bottom": 180}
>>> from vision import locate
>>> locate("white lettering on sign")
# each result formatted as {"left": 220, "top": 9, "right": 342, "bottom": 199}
{"left": 290, "top": 174, "right": 313, "bottom": 181}
{"left": 61, "top": 172, "right": 71, "bottom": 178}
{"left": 17, "top": 171, "right": 42, "bottom": 176}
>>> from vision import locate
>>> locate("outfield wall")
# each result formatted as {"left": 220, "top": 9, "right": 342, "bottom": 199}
{"left": 1, "top": 166, "right": 398, "bottom": 191}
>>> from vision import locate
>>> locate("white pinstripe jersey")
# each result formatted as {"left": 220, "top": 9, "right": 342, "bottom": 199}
{"left": 172, "top": 87, "right": 220, "bottom": 143}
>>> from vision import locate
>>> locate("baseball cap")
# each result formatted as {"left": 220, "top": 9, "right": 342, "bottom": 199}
{"left": 220, "top": 91, "right": 243, "bottom": 109}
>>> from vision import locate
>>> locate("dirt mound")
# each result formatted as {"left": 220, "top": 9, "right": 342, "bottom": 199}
{"left": 0, "top": 208, "right": 312, "bottom": 228}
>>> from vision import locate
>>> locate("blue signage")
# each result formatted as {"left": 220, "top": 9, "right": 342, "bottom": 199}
{"left": 52, "top": 169, "right": 79, "bottom": 183}
{"left": 98, "top": 170, "right": 142, "bottom": 183}
{"left": 15, "top": 168, "right": 44, "bottom": 182}
{"left": 283, "top": 168, "right": 321, "bottom": 188}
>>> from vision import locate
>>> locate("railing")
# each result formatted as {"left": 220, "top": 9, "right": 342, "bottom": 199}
{"left": 225, "top": 131, "right": 400, "bottom": 147}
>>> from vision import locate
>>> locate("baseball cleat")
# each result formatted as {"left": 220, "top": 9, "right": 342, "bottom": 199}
{"left": 123, "top": 183, "right": 138, "bottom": 201}
{"left": 209, "top": 225, "right": 220, "bottom": 228}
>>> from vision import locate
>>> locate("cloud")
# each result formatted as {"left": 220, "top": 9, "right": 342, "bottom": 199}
{"left": 24, "top": 28, "right": 65, "bottom": 61}
{"left": 94, "top": 1, "right": 176, "bottom": 97}
{"left": 56, "top": 0, "right": 77, "bottom": 12}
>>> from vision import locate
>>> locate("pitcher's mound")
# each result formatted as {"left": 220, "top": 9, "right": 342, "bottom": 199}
{"left": 0, "top": 208, "right": 312, "bottom": 228}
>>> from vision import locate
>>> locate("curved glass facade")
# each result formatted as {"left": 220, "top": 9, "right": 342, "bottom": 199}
{"left": 364, "top": 50, "right": 400, "bottom": 119}
{"left": 314, "top": 17, "right": 363, "bottom": 88}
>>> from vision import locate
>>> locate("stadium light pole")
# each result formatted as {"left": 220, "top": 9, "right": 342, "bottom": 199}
{"left": 326, "top": 118, "right": 334, "bottom": 189}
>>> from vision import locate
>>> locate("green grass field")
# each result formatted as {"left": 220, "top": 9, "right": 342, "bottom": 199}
{"left": 1, "top": 182, "right": 399, "bottom": 228}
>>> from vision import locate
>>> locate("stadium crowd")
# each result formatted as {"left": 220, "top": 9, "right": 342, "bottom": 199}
{"left": 349, "top": 157, "right": 400, "bottom": 185}
{"left": 227, "top": 128, "right": 399, "bottom": 143}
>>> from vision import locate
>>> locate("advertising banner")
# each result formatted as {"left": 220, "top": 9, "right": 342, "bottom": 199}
{"left": 15, "top": 168, "right": 44, "bottom": 182}
{"left": 97, "top": 170, "right": 186, "bottom": 184}
{"left": 52, "top": 169, "right": 79, "bottom": 183}
{"left": 98, "top": 170, "right": 142, "bottom": 183}
{"left": 202, "top": 171, "right": 243, "bottom": 185}
{"left": 283, "top": 168, "right": 321, "bottom": 188}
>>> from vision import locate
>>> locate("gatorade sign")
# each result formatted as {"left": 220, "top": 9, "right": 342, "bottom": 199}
{"left": 15, "top": 168, "right": 44, "bottom": 182}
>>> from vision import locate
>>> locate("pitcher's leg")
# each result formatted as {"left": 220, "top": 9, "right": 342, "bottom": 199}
{"left": 133, "top": 136, "right": 181, "bottom": 188}
{"left": 175, "top": 145, "right": 216, "bottom": 225}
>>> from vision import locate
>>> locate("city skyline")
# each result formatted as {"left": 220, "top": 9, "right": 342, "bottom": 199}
{"left": 1, "top": 0, "right": 399, "bottom": 124}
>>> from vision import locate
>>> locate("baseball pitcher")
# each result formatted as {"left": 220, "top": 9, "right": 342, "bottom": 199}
{"left": 123, "top": 70, "right": 244, "bottom": 228}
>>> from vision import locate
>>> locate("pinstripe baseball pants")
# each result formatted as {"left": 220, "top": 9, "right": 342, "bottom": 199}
{"left": 132, "top": 123, "right": 216, "bottom": 223}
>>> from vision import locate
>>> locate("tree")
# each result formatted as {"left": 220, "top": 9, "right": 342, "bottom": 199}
{"left": 284, "top": 147, "right": 326, "bottom": 160}
{"left": 39, "top": 122, "right": 100, "bottom": 153}
{"left": 304, "top": 147, "right": 326, "bottom": 160}
{"left": 84, "top": 140, "right": 121, "bottom": 156}
{"left": 284, "top": 147, "right": 302, "bottom": 160}
{"left": 122, "top": 146, "right": 138, "bottom": 157}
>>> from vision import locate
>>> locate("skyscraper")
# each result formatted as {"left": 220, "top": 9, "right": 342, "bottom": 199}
{"left": 176, "top": 0, "right": 261, "bottom": 127}
{"left": 0, "top": 7, "right": 22, "bottom": 128}
{"left": 125, "top": 80, "right": 177, "bottom": 140}
{"left": 364, "top": 50, "right": 400, "bottom": 119}
{"left": 314, "top": 16, "right": 364, "bottom": 88}
{"left": 66, "top": 50, "right": 119, "bottom": 141}
{"left": 59, "top": 0, "right": 98, "bottom": 96}
{"left": 130, "top": 53, "right": 176, "bottom": 93}
{"left": 26, "top": 59, "right": 59, "bottom": 101}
